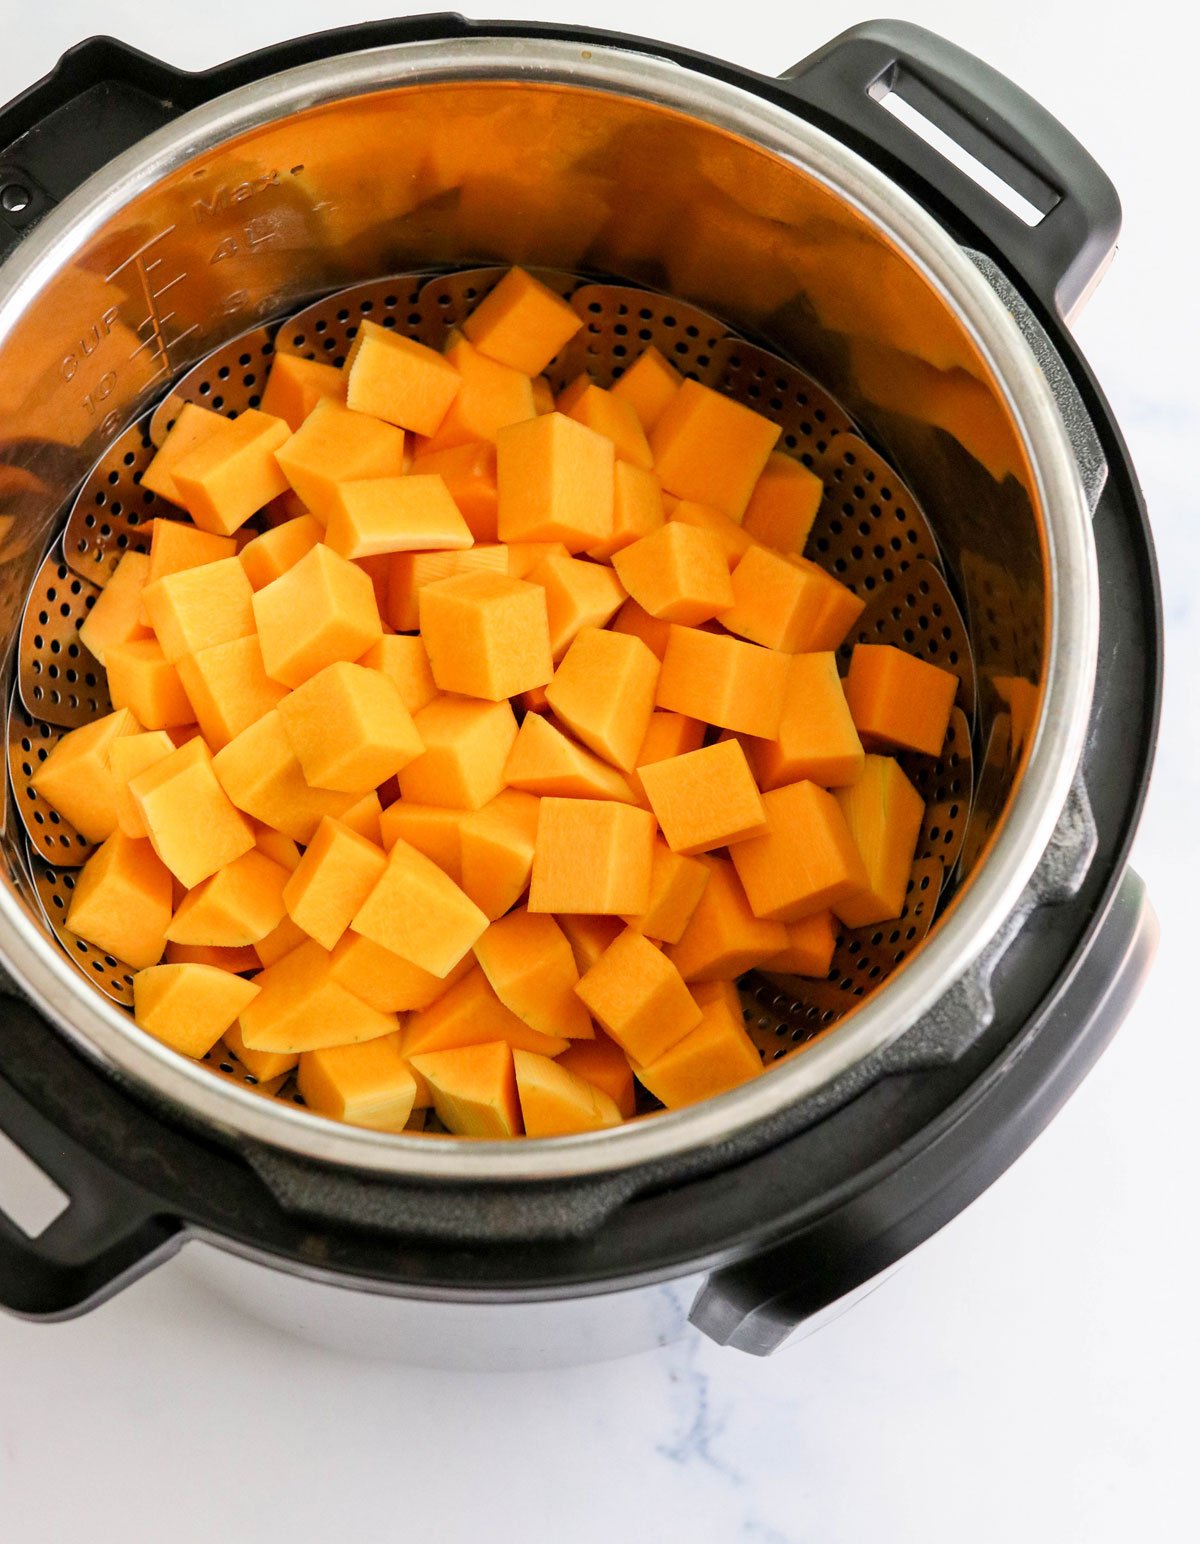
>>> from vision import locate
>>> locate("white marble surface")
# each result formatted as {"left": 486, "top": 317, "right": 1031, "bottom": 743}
{"left": 0, "top": 2, "right": 1195, "bottom": 1539}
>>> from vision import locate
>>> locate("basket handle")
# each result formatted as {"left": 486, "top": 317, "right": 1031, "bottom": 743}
{"left": 778, "top": 19, "right": 1121, "bottom": 320}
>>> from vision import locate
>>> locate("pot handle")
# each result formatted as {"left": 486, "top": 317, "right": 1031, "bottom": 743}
{"left": 690, "top": 867, "right": 1157, "bottom": 1354}
{"left": 0, "top": 998, "right": 183, "bottom": 1319}
{"left": 778, "top": 19, "right": 1121, "bottom": 320}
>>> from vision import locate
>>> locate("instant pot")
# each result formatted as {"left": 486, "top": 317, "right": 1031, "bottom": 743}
{"left": 0, "top": 15, "right": 1160, "bottom": 1364}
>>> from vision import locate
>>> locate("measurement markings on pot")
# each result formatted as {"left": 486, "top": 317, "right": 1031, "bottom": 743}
{"left": 105, "top": 226, "right": 198, "bottom": 398}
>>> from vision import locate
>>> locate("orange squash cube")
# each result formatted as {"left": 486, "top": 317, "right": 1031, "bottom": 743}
{"left": 507, "top": 540, "right": 569, "bottom": 579}
{"left": 31, "top": 707, "right": 135, "bottom": 842}
{"left": 743, "top": 452, "right": 824, "bottom": 554}
{"left": 109, "top": 730, "right": 176, "bottom": 838}
{"left": 397, "top": 695, "right": 518, "bottom": 811}
{"left": 609, "top": 596, "right": 673, "bottom": 660}
{"left": 171, "top": 409, "right": 291, "bottom": 535}
{"left": 421, "top": 332, "right": 536, "bottom": 449}
{"left": 408, "top": 1040, "right": 521, "bottom": 1138}
{"left": 668, "top": 499, "right": 757, "bottom": 571}
{"left": 496, "top": 413, "right": 614, "bottom": 552}
{"left": 106, "top": 639, "right": 193, "bottom": 729}
{"left": 275, "top": 398, "right": 407, "bottom": 519}
{"left": 613, "top": 522, "right": 733, "bottom": 625}
{"left": 338, "top": 791, "right": 384, "bottom": 846}
{"left": 575, "top": 926, "right": 701, "bottom": 1064}
{"left": 558, "top": 915, "right": 624, "bottom": 975}
{"left": 253, "top": 543, "right": 382, "bottom": 688}
{"left": 843, "top": 643, "right": 958, "bottom": 757}
{"left": 620, "top": 837, "right": 710, "bottom": 944}
{"left": 409, "top": 440, "right": 499, "bottom": 542}
{"left": 237, "top": 514, "right": 323, "bottom": 590}
{"left": 283, "top": 816, "right": 388, "bottom": 950}
{"left": 345, "top": 320, "right": 461, "bottom": 436}
{"left": 745, "top": 652, "right": 863, "bottom": 791}
{"left": 66, "top": 830, "right": 172, "bottom": 968}
{"left": 666, "top": 855, "right": 788, "bottom": 982}
{"left": 212, "top": 710, "right": 356, "bottom": 842}
{"left": 531, "top": 375, "right": 555, "bottom": 414}
{"left": 730, "top": 780, "right": 869, "bottom": 923}
{"left": 762, "top": 910, "right": 838, "bottom": 977}
{"left": 352, "top": 837, "right": 488, "bottom": 977}
{"left": 544, "top": 627, "right": 659, "bottom": 772}
{"left": 325, "top": 474, "right": 474, "bottom": 560}
{"left": 420, "top": 571, "right": 552, "bottom": 701}
{"left": 239, "top": 939, "right": 398, "bottom": 1053}
{"left": 527, "top": 552, "right": 626, "bottom": 659}
{"left": 631, "top": 987, "right": 762, "bottom": 1108}
{"left": 403, "top": 966, "right": 569, "bottom": 1059}
{"left": 587, "top": 462, "right": 664, "bottom": 561}
{"left": 141, "top": 556, "right": 256, "bottom": 663}
{"left": 504, "top": 712, "right": 635, "bottom": 803}
{"left": 165, "top": 942, "right": 261, "bottom": 974}
{"left": 141, "top": 403, "right": 229, "bottom": 506}
{"left": 357, "top": 633, "right": 438, "bottom": 715}
{"left": 176, "top": 633, "right": 287, "bottom": 750}
{"left": 386, "top": 544, "right": 509, "bottom": 631}
{"left": 134, "top": 962, "right": 260, "bottom": 1058}
{"left": 611, "top": 345, "right": 681, "bottom": 432}
{"left": 629, "top": 710, "right": 706, "bottom": 804}
{"left": 298, "top": 1033, "right": 417, "bottom": 1131}
{"left": 145, "top": 517, "right": 237, "bottom": 589}
{"left": 656, "top": 625, "right": 790, "bottom": 739}
{"left": 222, "top": 1019, "right": 298, "bottom": 1082}
{"left": 565, "top": 383, "right": 653, "bottom": 469}
{"left": 834, "top": 755, "right": 925, "bottom": 927}
{"left": 78, "top": 551, "right": 152, "bottom": 664}
{"left": 277, "top": 661, "right": 423, "bottom": 794}
{"left": 379, "top": 801, "right": 465, "bottom": 881}
{"left": 474, "top": 908, "right": 592, "bottom": 1040}
{"left": 650, "top": 380, "right": 781, "bottom": 520}
{"left": 723, "top": 546, "right": 864, "bottom": 652}
{"left": 462, "top": 267, "right": 583, "bottom": 376}
{"left": 167, "top": 849, "right": 291, "bottom": 947}
{"left": 254, "top": 823, "right": 302, "bottom": 872}
{"left": 253, "top": 913, "right": 308, "bottom": 969}
{"left": 130, "top": 736, "right": 255, "bottom": 888}
{"left": 529, "top": 797, "right": 655, "bottom": 915}
{"left": 258, "top": 352, "right": 345, "bottom": 430}
{"left": 458, "top": 789, "right": 540, "bottom": 920}
{"left": 558, "top": 1031, "right": 636, "bottom": 1118}
{"left": 329, "top": 932, "right": 473, "bottom": 1014}
{"left": 513, "top": 1050, "right": 621, "bottom": 1136}
{"left": 639, "top": 738, "right": 766, "bottom": 856}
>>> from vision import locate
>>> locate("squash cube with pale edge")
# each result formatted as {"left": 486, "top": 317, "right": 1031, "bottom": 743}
{"left": 145, "top": 516, "right": 237, "bottom": 586}
{"left": 639, "top": 738, "right": 766, "bottom": 855}
{"left": 613, "top": 523, "right": 733, "bottom": 626}
{"left": 403, "top": 966, "right": 569, "bottom": 1059}
{"left": 763, "top": 911, "right": 838, "bottom": 977}
{"left": 222, "top": 1019, "right": 298, "bottom": 1083}
{"left": 358, "top": 634, "right": 438, "bottom": 715}
{"left": 610, "top": 345, "right": 681, "bottom": 432}
{"left": 631, "top": 989, "right": 762, "bottom": 1108}
{"left": 420, "top": 570, "right": 552, "bottom": 701}
{"left": 176, "top": 634, "right": 287, "bottom": 750}
{"left": 743, "top": 452, "right": 823, "bottom": 553}
{"left": 528, "top": 552, "right": 626, "bottom": 659}
{"left": 140, "top": 404, "right": 228, "bottom": 506}
{"left": 298, "top": 1033, "right": 417, "bottom": 1131}
{"left": 212, "top": 710, "right": 357, "bottom": 843}
{"left": 277, "top": 662, "right": 423, "bottom": 794}
{"left": 649, "top": 379, "right": 781, "bottom": 521}
{"left": 66, "top": 830, "right": 172, "bottom": 968}
{"left": 30, "top": 707, "right": 135, "bottom": 842}
{"left": 141, "top": 556, "right": 256, "bottom": 663}
{"left": 587, "top": 462, "right": 664, "bottom": 560}
{"left": 253, "top": 543, "right": 381, "bottom": 688}
{"left": 238, "top": 514, "right": 323, "bottom": 590}
{"left": 504, "top": 713, "right": 635, "bottom": 803}
{"left": 171, "top": 409, "right": 291, "bottom": 535}
{"left": 745, "top": 652, "right": 863, "bottom": 791}
{"left": 275, "top": 398, "right": 407, "bottom": 518}
{"left": 513, "top": 1049, "right": 622, "bottom": 1136}
{"left": 352, "top": 837, "right": 487, "bottom": 977}
{"left": 329, "top": 933, "right": 472, "bottom": 1015}
{"left": 558, "top": 1032, "right": 636, "bottom": 1118}
{"left": 730, "top": 780, "right": 870, "bottom": 923}
{"left": 411, "top": 440, "right": 499, "bottom": 542}
{"left": 380, "top": 802, "right": 465, "bottom": 880}
{"left": 325, "top": 474, "right": 473, "bottom": 560}
{"left": 238, "top": 939, "right": 398, "bottom": 1054}
{"left": 397, "top": 695, "right": 517, "bottom": 810}
{"left": 387, "top": 544, "right": 510, "bottom": 632}
{"left": 78, "top": 551, "right": 151, "bottom": 664}
{"left": 166, "top": 849, "right": 290, "bottom": 947}
{"left": 621, "top": 838, "right": 710, "bottom": 944}
{"left": 843, "top": 643, "right": 958, "bottom": 757}
{"left": 109, "top": 730, "right": 176, "bottom": 838}
{"left": 565, "top": 384, "right": 653, "bottom": 469}
{"left": 666, "top": 855, "right": 788, "bottom": 982}
{"left": 833, "top": 756, "right": 925, "bottom": 928}
{"left": 409, "top": 1041, "right": 521, "bottom": 1138}
{"left": 258, "top": 352, "right": 345, "bottom": 431}
{"left": 529, "top": 797, "right": 655, "bottom": 915}
{"left": 461, "top": 267, "right": 583, "bottom": 376}
{"left": 458, "top": 788, "right": 540, "bottom": 920}
{"left": 130, "top": 736, "right": 255, "bottom": 888}
{"left": 422, "top": 332, "right": 536, "bottom": 449}
{"left": 656, "top": 625, "right": 790, "bottom": 740}
{"left": 544, "top": 627, "right": 659, "bottom": 773}
{"left": 575, "top": 926, "right": 701, "bottom": 1064}
{"left": 496, "top": 413, "right": 614, "bottom": 552}
{"left": 106, "top": 640, "right": 193, "bottom": 729}
{"left": 133, "top": 963, "right": 260, "bottom": 1059}
{"left": 345, "top": 320, "right": 461, "bottom": 436}
{"left": 474, "top": 908, "right": 593, "bottom": 1040}
{"left": 283, "top": 817, "right": 387, "bottom": 951}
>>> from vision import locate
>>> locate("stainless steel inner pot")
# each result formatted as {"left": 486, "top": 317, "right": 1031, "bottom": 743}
{"left": 0, "top": 38, "right": 1097, "bottom": 1181}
